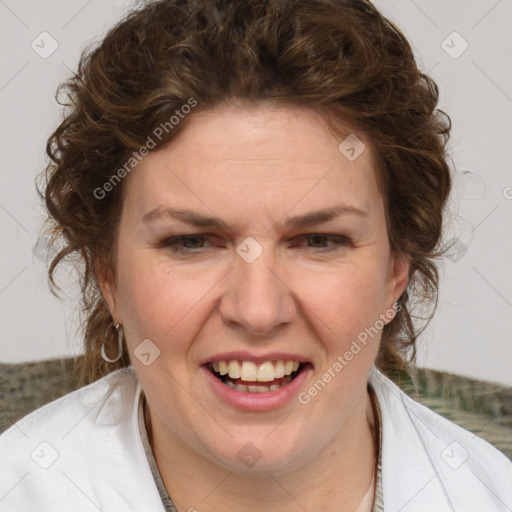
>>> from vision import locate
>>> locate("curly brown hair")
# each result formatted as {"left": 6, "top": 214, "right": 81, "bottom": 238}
{"left": 38, "top": 0, "right": 451, "bottom": 386}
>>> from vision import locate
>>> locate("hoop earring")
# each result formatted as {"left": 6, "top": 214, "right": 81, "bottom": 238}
{"left": 101, "top": 321, "right": 124, "bottom": 363}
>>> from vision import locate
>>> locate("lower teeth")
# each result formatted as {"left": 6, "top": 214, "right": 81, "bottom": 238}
{"left": 223, "top": 375, "right": 293, "bottom": 393}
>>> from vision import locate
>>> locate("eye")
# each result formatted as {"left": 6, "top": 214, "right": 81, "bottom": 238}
{"left": 292, "top": 234, "right": 352, "bottom": 253}
{"left": 157, "top": 233, "right": 352, "bottom": 256}
{"left": 159, "top": 235, "right": 215, "bottom": 254}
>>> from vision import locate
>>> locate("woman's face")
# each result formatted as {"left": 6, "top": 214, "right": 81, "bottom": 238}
{"left": 101, "top": 103, "right": 408, "bottom": 473}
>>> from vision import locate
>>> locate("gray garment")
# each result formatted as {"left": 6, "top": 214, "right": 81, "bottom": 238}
{"left": 138, "top": 394, "right": 178, "bottom": 512}
{"left": 369, "top": 382, "right": 385, "bottom": 512}
{"left": 138, "top": 383, "right": 384, "bottom": 512}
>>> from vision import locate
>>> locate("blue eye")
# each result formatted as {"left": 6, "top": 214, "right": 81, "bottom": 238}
{"left": 160, "top": 235, "right": 212, "bottom": 254}
{"left": 294, "top": 234, "right": 352, "bottom": 253}
{"left": 159, "top": 234, "right": 352, "bottom": 255}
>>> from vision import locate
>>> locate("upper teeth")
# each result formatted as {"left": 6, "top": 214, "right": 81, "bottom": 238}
{"left": 212, "top": 360, "right": 300, "bottom": 382}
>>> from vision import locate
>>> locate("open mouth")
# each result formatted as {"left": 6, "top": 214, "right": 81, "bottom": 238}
{"left": 206, "top": 360, "right": 308, "bottom": 393}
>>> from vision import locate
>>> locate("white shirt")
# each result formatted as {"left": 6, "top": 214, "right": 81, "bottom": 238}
{"left": 1, "top": 365, "right": 511, "bottom": 511}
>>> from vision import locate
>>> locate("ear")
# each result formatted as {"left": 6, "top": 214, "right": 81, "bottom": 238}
{"left": 383, "top": 252, "right": 410, "bottom": 323}
{"left": 94, "top": 258, "right": 121, "bottom": 324}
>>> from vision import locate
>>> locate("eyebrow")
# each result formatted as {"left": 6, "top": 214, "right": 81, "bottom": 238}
{"left": 142, "top": 204, "right": 368, "bottom": 230}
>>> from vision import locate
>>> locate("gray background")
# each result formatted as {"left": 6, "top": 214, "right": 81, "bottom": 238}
{"left": 1, "top": 0, "right": 511, "bottom": 386}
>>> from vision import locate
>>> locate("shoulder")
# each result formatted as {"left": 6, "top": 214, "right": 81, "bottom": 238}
{"left": 0, "top": 367, "right": 137, "bottom": 447}
{"left": 369, "top": 366, "right": 512, "bottom": 511}
{"left": 0, "top": 367, "right": 164, "bottom": 512}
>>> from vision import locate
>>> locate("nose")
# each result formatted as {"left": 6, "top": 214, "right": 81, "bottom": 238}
{"left": 219, "top": 243, "right": 296, "bottom": 337}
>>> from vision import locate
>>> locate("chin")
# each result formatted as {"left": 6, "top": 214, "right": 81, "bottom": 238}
{"left": 198, "top": 429, "right": 316, "bottom": 476}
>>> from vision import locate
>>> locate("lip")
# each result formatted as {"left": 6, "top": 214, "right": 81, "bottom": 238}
{"left": 200, "top": 362, "right": 313, "bottom": 412}
{"left": 199, "top": 350, "right": 311, "bottom": 366}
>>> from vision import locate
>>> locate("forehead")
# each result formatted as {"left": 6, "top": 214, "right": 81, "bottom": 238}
{"left": 123, "top": 104, "right": 383, "bottom": 226}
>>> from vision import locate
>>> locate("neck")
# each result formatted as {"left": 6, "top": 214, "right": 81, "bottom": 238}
{"left": 144, "top": 386, "right": 377, "bottom": 512}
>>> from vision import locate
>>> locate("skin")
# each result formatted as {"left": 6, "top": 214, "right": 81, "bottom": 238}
{"left": 99, "top": 102, "right": 409, "bottom": 512}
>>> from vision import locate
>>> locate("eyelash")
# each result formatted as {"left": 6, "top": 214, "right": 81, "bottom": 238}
{"left": 158, "top": 234, "right": 352, "bottom": 255}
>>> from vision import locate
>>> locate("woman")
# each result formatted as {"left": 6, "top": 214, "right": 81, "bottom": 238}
{"left": 1, "top": 0, "right": 511, "bottom": 510}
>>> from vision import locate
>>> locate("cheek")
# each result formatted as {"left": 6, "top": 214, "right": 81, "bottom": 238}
{"left": 115, "top": 251, "right": 224, "bottom": 349}
{"left": 114, "top": 237, "right": 389, "bottom": 360}
{"left": 287, "top": 259, "right": 389, "bottom": 342}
